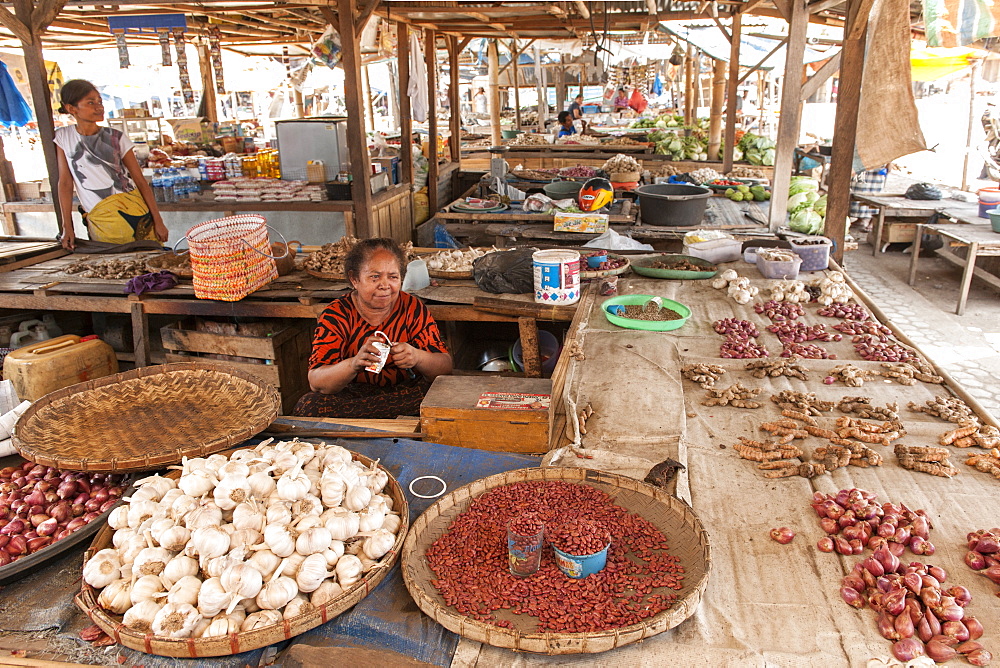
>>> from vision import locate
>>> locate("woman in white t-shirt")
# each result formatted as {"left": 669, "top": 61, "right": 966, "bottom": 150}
{"left": 54, "top": 79, "right": 167, "bottom": 250}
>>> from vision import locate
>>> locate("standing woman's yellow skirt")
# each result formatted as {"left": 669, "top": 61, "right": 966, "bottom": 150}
{"left": 83, "top": 190, "right": 156, "bottom": 244}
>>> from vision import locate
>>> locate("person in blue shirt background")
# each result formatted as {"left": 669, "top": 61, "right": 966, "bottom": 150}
{"left": 557, "top": 111, "right": 577, "bottom": 138}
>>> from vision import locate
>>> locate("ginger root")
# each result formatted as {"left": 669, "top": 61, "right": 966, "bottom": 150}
{"left": 681, "top": 363, "right": 727, "bottom": 389}
{"left": 745, "top": 359, "right": 808, "bottom": 381}
{"left": 909, "top": 396, "right": 978, "bottom": 424}
{"left": 837, "top": 396, "right": 900, "bottom": 422}
{"left": 895, "top": 443, "right": 958, "bottom": 478}
{"left": 702, "top": 383, "right": 762, "bottom": 408}
{"left": 771, "top": 391, "right": 835, "bottom": 415}
{"left": 966, "top": 450, "right": 1000, "bottom": 479}
{"left": 880, "top": 361, "right": 944, "bottom": 386}
{"left": 829, "top": 364, "right": 876, "bottom": 387}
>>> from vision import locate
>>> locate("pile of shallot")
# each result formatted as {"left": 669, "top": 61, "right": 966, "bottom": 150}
{"left": 0, "top": 462, "right": 126, "bottom": 565}
{"left": 811, "top": 489, "right": 935, "bottom": 557}
{"left": 82, "top": 439, "right": 403, "bottom": 639}
{"left": 963, "top": 529, "right": 1000, "bottom": 596}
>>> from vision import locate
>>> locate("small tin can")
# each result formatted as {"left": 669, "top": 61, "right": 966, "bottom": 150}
{"left": 365, "top": 341, "right": 391, "bottom": 373}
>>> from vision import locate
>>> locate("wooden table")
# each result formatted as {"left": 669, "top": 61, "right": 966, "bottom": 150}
{"left": 851, "top": 193, "right": 951, "bottom": 255}
{"left": 907, "top": 221, "right": 1000, "bottom": 314}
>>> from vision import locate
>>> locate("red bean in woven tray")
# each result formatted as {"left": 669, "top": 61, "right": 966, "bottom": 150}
{"left": 507, "top": 513, "right": 544, "bottom": 536}
{"left": 426, "top": 481, "right": 685, "bottom": 633}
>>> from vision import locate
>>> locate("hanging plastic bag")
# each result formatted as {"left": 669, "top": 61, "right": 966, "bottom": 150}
{"left": 311, "top": 24, "right": 343, "bottom": 69}
{"left": 629, "top": 89, "right": 647, "bottom": 113}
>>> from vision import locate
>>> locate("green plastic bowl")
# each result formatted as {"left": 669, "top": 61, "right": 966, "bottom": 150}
{"left": 988, "top": 208, "right": 1000, "bottom": 234}
{"left": 601, "top": 295, "right": 691, "bottom": 331}
{"left": 501, "top": 129, "right": 523, "bottom": 139}
{"left": 631, "top": 254, "right": 718, "bottom": 280}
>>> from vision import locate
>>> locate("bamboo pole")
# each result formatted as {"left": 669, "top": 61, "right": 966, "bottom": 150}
{"left": 426, "top": 29, "right": 439, "bottom": 212}
{"left": 397, "top": 22, "right": 413, "bottom": 188}
{"left": 534, "top": 44, "right": 545, "bottom": 132}
{"left": 337, "top": 0, "right": 373, "bottom": 237}
{"left": 512, "top": 39, "right": 522, "bottom": 130}
{"left": 723, "top": 13, "right": 742, "bottom": 173}
{"left": 708, "top": 58, "right": 726, "bottom": 160}
{"left": 362, "top": 64, "right": 374, "bottom": 133}
{"left": 684, "top": 45, "right": 694, "bottom": 125}
{"left": 448, "top": 35, "right": 461, "bottom": 164}
{"left": 488, "top": 39, "right": 502, "bottom": 146}
{"left": 962, "top": 60, "right": 981, "bottom": 192}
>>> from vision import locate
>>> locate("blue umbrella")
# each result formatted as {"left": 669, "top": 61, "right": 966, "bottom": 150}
{"left": 0, "top": 60, "right": 33, "bottom": 127}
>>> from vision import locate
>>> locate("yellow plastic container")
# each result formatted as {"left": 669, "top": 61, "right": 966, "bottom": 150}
{"left": 2, "top": 335, "right": 118, "bottom": 401}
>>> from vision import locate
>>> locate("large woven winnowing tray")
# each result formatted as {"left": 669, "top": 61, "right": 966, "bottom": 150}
{"left": 12, "top": 362, "right": 280, "bottom": 472}
{"left": 401, "top": 467, "right": 711, "bottom": 654}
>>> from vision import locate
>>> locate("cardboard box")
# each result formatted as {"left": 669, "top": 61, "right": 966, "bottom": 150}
{"left": 553, "top": 212, "right": 609, "bottom": 234}
{"left": 420, "top": 376, "right": 551, "bottom": 453}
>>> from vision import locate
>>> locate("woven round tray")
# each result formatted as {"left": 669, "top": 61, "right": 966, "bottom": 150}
{"left": 74, "top": 448, "right": 409, "bottom": 657}
{"left": 401, "top": 467, "right": 710, "bottom": 654}
{"left": 428, "top": 269, "right": 474, "bottom": 280}
{"left": 12, "top": 363, "right": 279, "bottom": 472}
{"left": 580, "top": 255, "right": 631, "bottom": 280}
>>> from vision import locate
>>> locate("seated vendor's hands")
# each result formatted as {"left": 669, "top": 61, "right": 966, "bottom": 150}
{"left": 389, "top": 342, "right": 422, "bottom": 370}
{"left": 351, "top": 335, "right": 385, "bottom": 371}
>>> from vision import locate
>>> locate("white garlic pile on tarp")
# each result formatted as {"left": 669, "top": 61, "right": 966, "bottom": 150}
{"left": 83, "top": 439, "right": 404, "bottom": 639}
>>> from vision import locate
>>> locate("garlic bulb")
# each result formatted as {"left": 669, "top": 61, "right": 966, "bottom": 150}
{"left": 202, "top": 607, "right": 246, "bottom": 637}
{"left": 276, "top": 465, "right": 309, "bottom": 502}
{"left": 230, "top": 528, "right": 263, "bottom": 550}
{"left": 130, "top": 574, "right": 167, "bottom": 606}
{"left": 161, "top": 555, "right": 199, "bottom": 588}
{"left": 148, "top": 517, "right": 176, "bottom": 545}
{"left": 256, "top": 574, "right": 298, "bottom": 610}
{"left": 170, "top": 493, "right": 199, "bottom": 520}
{"left": 247, "top": 469, "right": 276, "bottom": 500}
{"left": 345, "top": 539, "right": 364, "bottom": 556}
{"left": 221, "top": 563, "right": 264, "bottom": 611}
{"left": 151, "top": 602, "right": 201, "bottom": 638}
{"left": 159, "top": 487, "right": 184, "bottom": 508}
{"left": 166, "top": 575, "right": 202, "bottom": 607}
{"left": 270, "top": 450, "right": 299, "bottom": 476}
{"left": 127, "top": 500, "right": 159, "bottom": 528}
{"left": 197, "top": 577, "right": 230, "bottom": 617}
{"left": 83, "top": 549, "right": 121, "bottom": 588}
{"left": 205, "top": 453, "right": 229, "bottom": 473}
{"left": 133, "top": 474, "right": 176, "bottom": 502}
{"left": 246, "top": 549, "right": 282, "bottom": 579}
{"left": 310, "top": 580, "right": 344, "bottom": 606}
{"left": 357, "top": 506, "right": 385, "bottom": 533}
{"left": 358, "top": 554, "right": 378, "bottom": 572}
{"left": 178, "top": 468, "right": 216, "bottom": 498}
{"left": 343, "top": 485, "right": 372, "bottom": 512}
{"left": 108, "top": 505, "right": 130, "bottom": 530}
{"left": 362, "top": 528, "right": 395, "bottom": 560}
{"left": 382, "top": 514, "right": 402, "bottom": 535}
{"left": 113, "top": 527, "right": 136, "bottom": 550}
{"left": 232, "top": 501, "right": 265, "bottom": 532}
{"left": 280, "top": 552, "right": 306, "bottom": 577}
{"left": 374, "top": 493, "right": 393, "bottom": 512}
{"left": 295, "top": 526, "right": 332, "bottom": 556}
{"left": 335, "top": 554, "right": 363, "bottom": 587}
{"left": 262, "top": 523, "right": 296, "bottom": 558}
{"left": 98, "top": 578, "right": 133, "bottom": 614}
{"left": 188, "top": 525, "right": 230, "bottom": 559}
{"left": 241, "top": 597, "right": 261, "bottom": 614}
{"left": 185, "top": 502, "right": 223, "bottom": 529}
{"left": 295, "top": 553, "right": 331, "bottom": 593}
{"left": 366, "top": 468, "right": 389, "bottom": 495}
{"left": 324, "top": 509, "right": 360, "bottom": 541}
{"left": 320, "top": 470, "right": 346, "bottom": 508}
{"left": 266, "top": 502, "right": 292, "bottom": 527}
{"left": 292, "top": 495, "right": 322, "bottom": 518}
{"left": 213, "top": 473, "right": 251, "bottom": 511}
{"left": 158, "top": 525, "right": 191, "bottom": 552}
{"left": 218, "top": 459, "right": 249, "bottom": 479}
{"left": 241, "top": 610, "right": 282, "bottom": 631}
{"left": 123, "top": 599, "right": 163, "bottom": 633}
{"left": 192, "top": 616, "right": 212, "bottom": 639}
{"left": 132, "top": 546, "right": 173, "bottom": 578}
{"left": 320, "top": 445, "right": 353, "bottom": 467}
{"left": 322, "top": 547, "right": 342, "bottom": 568}
{"left": 283, "top": 594, "right": 314, "bottom": 619}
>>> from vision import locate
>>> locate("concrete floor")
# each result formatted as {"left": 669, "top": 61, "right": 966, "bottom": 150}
{"left": 843, "top": 233, "right": 1000, "bottom": 421}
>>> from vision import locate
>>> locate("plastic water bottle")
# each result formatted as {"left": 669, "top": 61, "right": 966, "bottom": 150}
{"left": 188, "top": 170, "right": 201, "bottom": 197}
{"left": 152, "top": 169, "right": 163, "bottom": 202}
{"left": 163, "top": 168, "right": 177, "bottom": 203}
{"left": 173, "top": 169, "right": 185, "bottom": 201}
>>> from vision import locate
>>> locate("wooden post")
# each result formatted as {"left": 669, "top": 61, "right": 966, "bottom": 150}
{"left": 534, "top": 45, "right": 545, "bottom": 131}
{"left": 825, "top": 0, "right": 870, "bottom": 263}
{"left": 512, "top": 40, "right": 522, "bottom": 130}
{"left": 426, "top": 30, "right": 439, "bottom": 212}
{"left": 708, "top": 59, "right": 726, "bottom": 159}
{"left": 962, "top": 60, "right": 981, "bottom": 192}
{"left": 723, "top": 14, "right": 742, "bottom": 173}
{"left": 555, "top": 66, "right": 566, "bottom": 114}
{"left": 362, "top": 65, "right": 374, "bottom": 133}
{"left": 488, "top": 39, "right": 502, "bottom": 146}
{"left": 693, "top": 52, "right": 702, "bottom": 114}
{"left": 397, "top": 22, "right": 413, "bottom": 188}
{"left": 767, "top": 0, "right": 808, "bottom": 231}
{"left": 13, "top": 0, "right": 63, "bottom": 236}
{"left": 684, "top": 45, "right": 694, "bottom": 124}
{"left": 197, "top": 44, "right": 219, "bottom": 122}
{"left": 337, "top": 0, "right": 373, "bottom": 237}
{"left": 448, "top": 36, "right": 461, "bottom": 165}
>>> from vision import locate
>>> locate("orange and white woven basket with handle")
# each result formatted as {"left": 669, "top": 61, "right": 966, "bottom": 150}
{"left": 182, "top": 215, "right": 285, "bottom": 302}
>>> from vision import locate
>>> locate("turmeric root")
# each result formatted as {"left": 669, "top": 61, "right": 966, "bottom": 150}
{"left": 940, "top": 424, "right": 979, "bottom": 446}
{"left": 804, "top": 425, "right": 839, "bottom": 439}
{"left": 880, "top": 362, "right": 944, "bottom": 385}
{"left": 734, "top": 439, "right": 803, "bottom": 461}
{"left": 895, "top": 443, "right": 957, "bottom": 478}
{"left": 966, "top": 451, "right": 1000, "bottom": 479}
{"left": 909, "top": 396, "right": 978, "bottom": 424}
{"left": 781, "top": 409, "right": 818, "bottom": 426}
{"left": 758, "top": 461, "right": 827, "bottom": 479}
{"left": 899, "top": 459, "right": 959, "bottom": 478}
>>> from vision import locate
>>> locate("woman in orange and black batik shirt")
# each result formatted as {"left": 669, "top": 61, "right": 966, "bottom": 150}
{"left": 293, "top": 238, "right": 453, "bottom": 419}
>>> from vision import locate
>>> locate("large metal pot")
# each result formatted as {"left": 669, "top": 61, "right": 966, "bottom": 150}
{"left": 635, "top": 184, "right": 712, "bottom": 227}
{"left": 543, "top": 180, "right": 584, "bottom": 200}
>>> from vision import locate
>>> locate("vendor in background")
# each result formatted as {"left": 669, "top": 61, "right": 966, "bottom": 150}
{"left": 55, "top": 79, "right": 167, "bottom": 250}
{"left": 849, "top": 165, "right": 891, "bottom": 233}
{"left": 568, "top": 93, "right": 584, "bottom": 120}
{"left": 556, "top": 111, "right": 578, "bottom": 138}
{"left": 612, "top": 88, "right": 630, "bottom": 112}
{"left": 473, "top": 87, "right": 488, "bottom": 115}
{"left": 294, "top": 238, "right": 453, "bottom": 420}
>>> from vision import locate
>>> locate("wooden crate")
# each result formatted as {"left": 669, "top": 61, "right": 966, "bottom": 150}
{"left": 419, "top": 376, "right": 550, "bottom": 453}
{"left": 160, "top": 320, "right": 311, "bottom": 414}
{"left": 869, "top": 222, "right": 917, "bottom": 245}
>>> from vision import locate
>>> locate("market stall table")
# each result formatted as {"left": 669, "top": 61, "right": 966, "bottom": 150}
{"left": 851, "top": 193, "right": 977, "bottom": 255}
{"left": 907, "top": 221, "right": 1000, "bottom": 315}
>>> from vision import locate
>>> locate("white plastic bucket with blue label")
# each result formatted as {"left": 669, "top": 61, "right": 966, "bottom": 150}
{"left": 533, "top": 249, "right": 580, "bottom": 305}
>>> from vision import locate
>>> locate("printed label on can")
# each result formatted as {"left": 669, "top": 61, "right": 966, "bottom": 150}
{"left": 365, "top": 341, "right": 391, "bottom": 373}
{"left": 533, "top": 250, "right": 580, "bottom": 305}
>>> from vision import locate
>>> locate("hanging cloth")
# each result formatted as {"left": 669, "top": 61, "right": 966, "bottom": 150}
{"left": 0, "top": 61, "right": 32, "bottom": 128}
{"left": 408, "top": 31, "right": 428, "bottom": 123}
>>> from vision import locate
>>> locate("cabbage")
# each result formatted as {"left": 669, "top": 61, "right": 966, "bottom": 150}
{"left": 813, "top": 195, "right": 828, "bottom": 217}
{"left": 656, "top": 120, "right": 668, "bottom": 129}
{"left": 789, "top": 177, "right": 819, "bottom": 196}
{"left": 790, "top": 208, "right": 824, "bottom": 235}
{"left": 762, "top": 148, "right": 775, "bottom": 166}
{"left": 786, "top": 192, "right": 812, "bottom": 212}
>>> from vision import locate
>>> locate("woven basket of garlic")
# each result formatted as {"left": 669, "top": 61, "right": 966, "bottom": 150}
{"left": 424, "top": 247, "right": 499, "bottom": 279}
{"left": 74, "top": 439, "right": 408, "bottom": 657}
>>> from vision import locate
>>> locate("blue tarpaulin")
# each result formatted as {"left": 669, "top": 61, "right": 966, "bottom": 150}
{"left": 0, "top": 60, "right": 32, "bottom": 127}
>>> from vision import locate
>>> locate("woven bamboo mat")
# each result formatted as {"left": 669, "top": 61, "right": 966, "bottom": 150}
{"left": 401, "top": 467, "right": 710, "bottom": 654}
{"left": 12, "top": 363, "right": 279, "bottom": 472}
